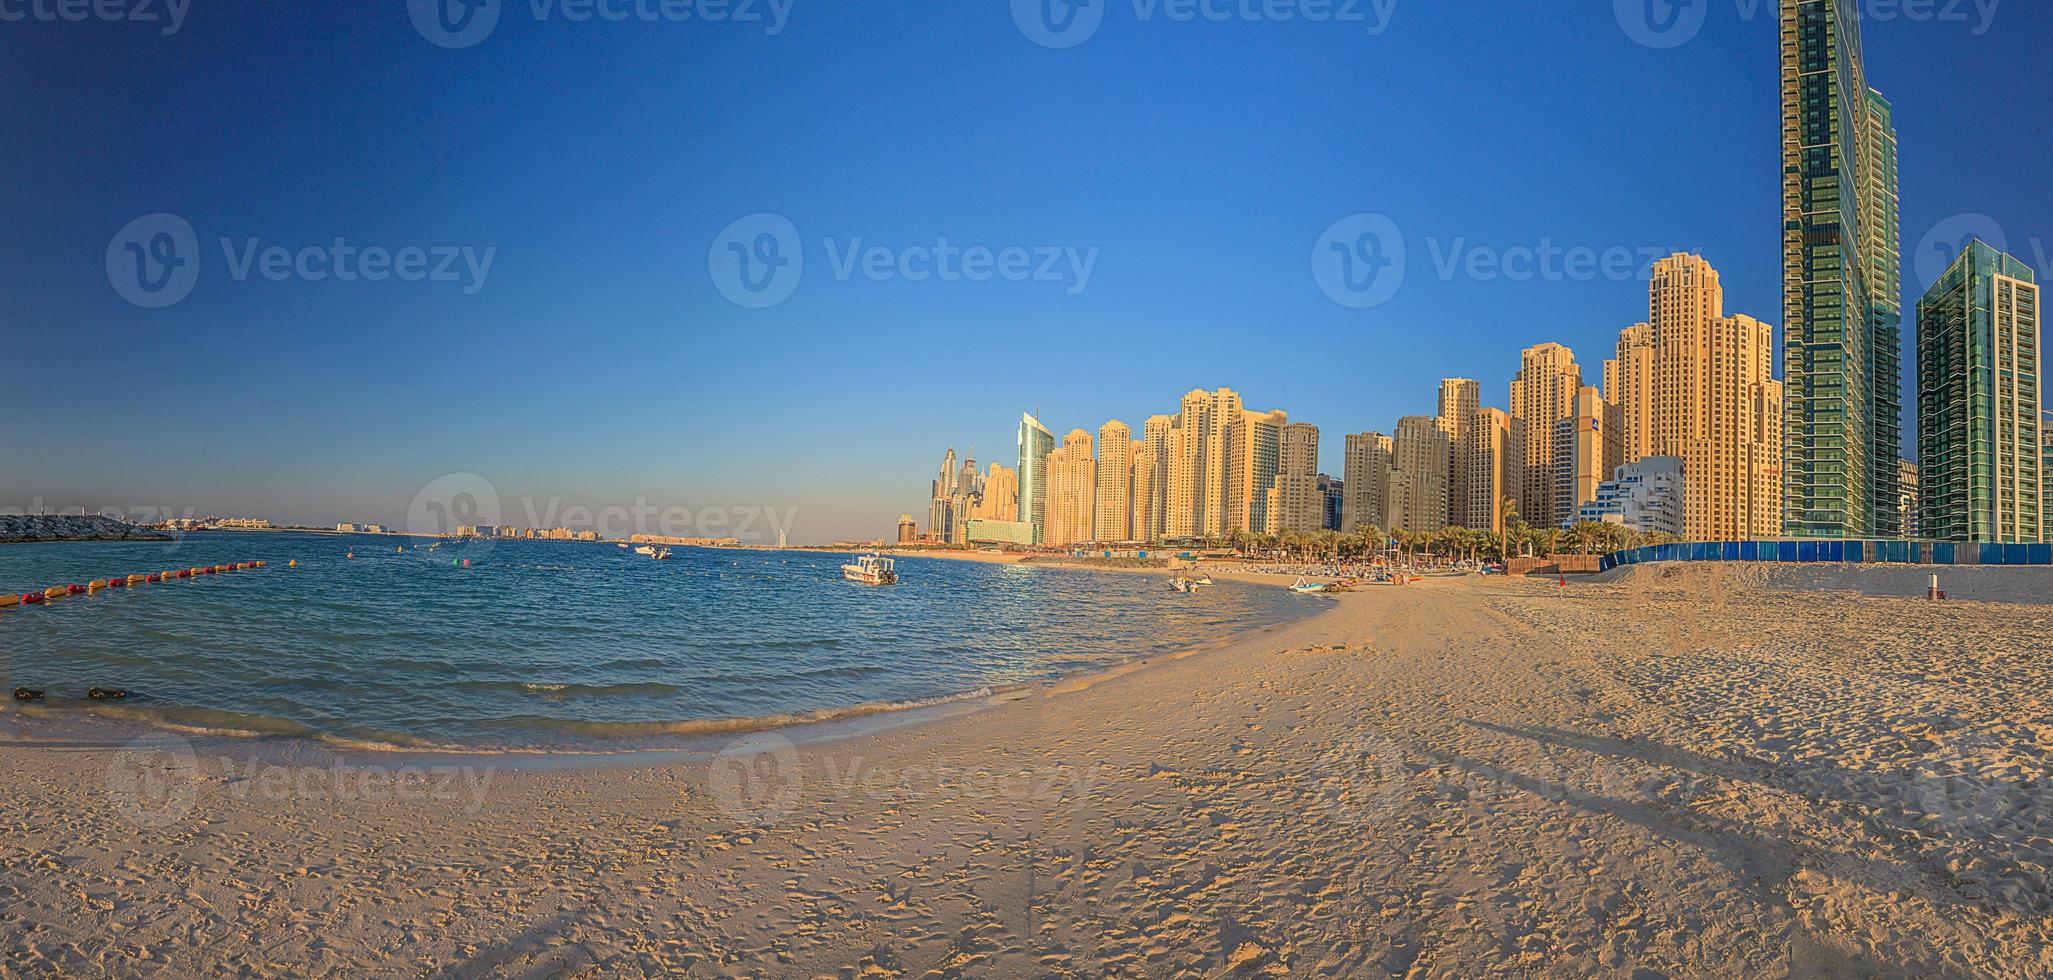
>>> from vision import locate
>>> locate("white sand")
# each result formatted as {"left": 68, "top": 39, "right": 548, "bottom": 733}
{"left": 3, "top": 564, "right": 2049, "bottom": 976}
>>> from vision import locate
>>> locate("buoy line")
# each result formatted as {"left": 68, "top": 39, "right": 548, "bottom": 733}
{"left": 2, "top": 561, "right": 266, "bottom": 608}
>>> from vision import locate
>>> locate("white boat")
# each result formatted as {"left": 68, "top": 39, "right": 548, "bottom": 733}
{"left": 617, "top": 542, "right": 628, "bottom": 549}
{"left": 842, "top": 554, "right": 898, "bottom": 586}
{"left": 651, "top": 547, "right": 672, "bottom": 560}
{"left": 634, "top": 545, "right": 657, "bottom": 556}
{"left": 1290, "top": 577, "right": 1332, "bottom": 595}
{"left": 1170, "top": 577, "right": 1193, "bottom": 593}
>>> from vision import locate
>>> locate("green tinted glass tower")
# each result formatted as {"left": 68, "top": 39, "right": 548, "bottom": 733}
{"left": 1017, "top": 412, "right": 1056, "bottom": 545}
{"left": 1916, "top": 242, "right": 2044, "bottom": 544}
{"left": 1780, "top": 0, "right": 1902, "bottom": 538}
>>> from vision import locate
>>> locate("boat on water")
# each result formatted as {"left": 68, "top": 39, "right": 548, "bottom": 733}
{"left": 651, "top": 547, "right": 672, "bottom": 561}
{"left": 633, "top": 545, "right": 657, "bottom": 557}
{"left": 842, "top": 554, "right": 898, "bottom": 586}
{"left": 1290, "top": 577, "right": 1332, "bottom": 595}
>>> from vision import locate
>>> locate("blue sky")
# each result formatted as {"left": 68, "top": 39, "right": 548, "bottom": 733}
{"left": 3, "top": 0, "right": 2047, "bottom": 542}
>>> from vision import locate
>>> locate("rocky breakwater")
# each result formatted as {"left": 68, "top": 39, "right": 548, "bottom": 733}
{"left": 0, "top": 515, "right": 175, "bottom": 544}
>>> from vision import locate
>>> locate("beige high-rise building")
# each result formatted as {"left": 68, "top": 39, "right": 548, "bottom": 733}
{"left": 1130, "top": 442, "right": 1159, "bottom": 543}
{"left": 1624, "top": 254, "right": 1787, "bottom": 541}
{"left": 1142, "top": 416, "right": 1174, "bottom": 542}
{"left": 1466, "top": 408, "right": 1526, "bottom": 533}
{"left": 1389, "top": 416, "right": 1451, "bottom": 533}
{"left": 1438, "top": 379, "right": 1481, "bottom": 529}
{"left": 1342, "top": 432, "right": 1394, "bottom": 533}
{"left": 1094, "top": 420, "right": 1134, "bottom": 543}
{"left": 1164, "top": 389, "right": 1241, "bottom": 539}
{"left": 970, "top": 464, "right": 1020, "bottom": 522}
{"left": 1044, "top": 429, "right": 1097, "bottom": 548}
{"left": 1552, "top": 386, "right": 1623, "bottom": 526}
{"left": 1266, "top": 422, "right": 1323, "bottom": 533}
{"left": 1224, "top": 407, "right": 1288, "bottom": 536}
{"left": 1605, "top": 322, "right": 1657, "bottom": 465}
{"left": 1509, "top": 343, "right": 1584, "bottom": 528}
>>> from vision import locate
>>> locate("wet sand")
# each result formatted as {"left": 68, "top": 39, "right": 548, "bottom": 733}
{"left": 3, "top": 563, "right": 2049, "bottom": 976}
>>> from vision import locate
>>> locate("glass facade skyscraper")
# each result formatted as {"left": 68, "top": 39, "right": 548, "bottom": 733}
{"left": 1780, "top": 0, "right": 1902, "bottom": 538}
{"left": 1017, "top": 412, "right": 1056, "bottom": 545}
{"left": 1916, "top": 242, "right": 2044, "bottom": 543}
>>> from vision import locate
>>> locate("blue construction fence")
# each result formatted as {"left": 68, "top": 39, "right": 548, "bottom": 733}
{"left": 1600, "top": 540, "right": 2053, "bottom": 572}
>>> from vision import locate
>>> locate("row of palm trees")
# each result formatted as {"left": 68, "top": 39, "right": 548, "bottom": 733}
{"left": 1174, "top": 519, "right": 1683, "bottom": 565}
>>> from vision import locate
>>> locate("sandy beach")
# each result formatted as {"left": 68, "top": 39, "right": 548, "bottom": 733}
{"left": 4, "top": 563, "right": 2050, "bottom": 977}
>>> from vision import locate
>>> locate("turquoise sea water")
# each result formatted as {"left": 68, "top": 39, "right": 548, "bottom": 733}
{"left": 0, "top": 533, "right": 1318, "bottom": 751}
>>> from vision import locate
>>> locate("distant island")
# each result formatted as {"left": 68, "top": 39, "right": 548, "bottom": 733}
{"left": 0, "top": 515, "right": 175, "bottom": 544}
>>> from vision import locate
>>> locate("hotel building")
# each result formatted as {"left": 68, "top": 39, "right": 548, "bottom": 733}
{"left": 1266, "top": 422, "right": 1323, "bottom": 533}
{"left": 1552, "top": 386, "right": 1622, "bottom": 527}
{"left": 1465, "top": 408, "right": 1526, "bottom": 534}
{"left": 1620, "top": 254, "right": 1785, "bottom": 542}
{"left": 1130, "top": 442, "right": 1160, "bottom": 543}
{"left": 1164, "top": 389, "right": 1238, "bottom": 539}
{"left": 1577, "top": 456, "right": 1685, "bottom": 536}
{"left": 1224, "top": 408, "right": 1289, "bottom": 535}
{"left": 1017, "top": 413, "right": 1055, "bottom": 544}
{"left": 1389, "top": 416, "right": 1450, "bottom": 533}
{"left": 1342, "top": 432, "right": 1394, "bottom": 533}
{"left": 1094, "top": 420, "right": 1135, "bottom": 543}
{"left": 1437, "top": 379, "right": 1481, "bottom": 529}
{"left": 1916, "top": 241, "right": 2045, "bottom": 543}
{"left": 1141, "top": 416, "right": 1174, "bottom": 541}
{"left": 970, "top": 464, "right": 1020, "bottom": 522}
{"left": 1510, "top": 343, "right": 1584, "bottom": 526}
{"left": 1781, "top": 0, "right": 1903, "bottom": 537}
{"left": 1044, "top": 429, "right": 1098, "bottom": 548}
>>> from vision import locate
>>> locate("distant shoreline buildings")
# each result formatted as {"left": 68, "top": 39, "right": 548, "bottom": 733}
{"left": 898, "top": 1, "right": 2044, "bottom": 549}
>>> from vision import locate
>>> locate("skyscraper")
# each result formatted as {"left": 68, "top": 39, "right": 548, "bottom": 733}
{"left": 1266, "top": 422, "right": 1323, "bottom": 533}
{"left": 1781, "top": 0, "right": 1902, "bottom": 538}
{"left": 1510, "top": 343, "right": 1583, "bottom": 526}
{"left": 1437, "top": 379, "right": 1481, "bottom": 529}
{"left": 1916, "top": 241, "right": 2044, "bottom": 544}
{"left": 1164, "top": 389, "right": 1241, "bottom": 539}
{"left": 1130, "top": 442, "right": 1159, "bottom": 543}
{"left": 1342, "top": 432, "right": 1394, "bottom": 533}
{"left": 1224, "top": 407, "right": 1287, "bottom": 535}
{"left": 1094, "top": 420, "right": 1135, "bottom": 543}
{"left": 1605, "top": 322, "right": 1656, "bottom": 465}
{"left": 1044, "top": 428, "right": 1098, "bottom": 548}
{"left": 929, "top": 448, "right": 959, "bottom": 543}
{"left": 1465, "top": 408, "right": 1526, "bottom": 534}
{"left": 1389, "top": 416, "right": 1450, "bottom": 533}
{"left": 1017, "top": 413, "right": 1055, "bottom": 545}
{"left": 1552, "top": 387, "right": 1622, "bottom": 528}
{"left": 973, "top": 464, "right": 1020, "bottom": 522}
{"left": 1142, "top": 416, "right": 1175, "bottom": 542}
{"left": 1639, "top": 254, "right": 1785, "bottom": 542}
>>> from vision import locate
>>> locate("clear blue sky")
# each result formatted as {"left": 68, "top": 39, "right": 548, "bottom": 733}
{"left": 3, "top": 1, "right": 2047, "bottom": 542}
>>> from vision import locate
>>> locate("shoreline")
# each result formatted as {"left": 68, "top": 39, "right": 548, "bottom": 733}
{"left": 6, "top": 564, "right": 2052, "bottom": 973}
{"left": 0, "top": 559, "right": 1331, "bottom": 769}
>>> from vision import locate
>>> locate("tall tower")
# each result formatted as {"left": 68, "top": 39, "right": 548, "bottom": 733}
{"left": 1509, "top": 343, "right": 1583, "bottom": 526}
{"left": 1224, "top": 407, "right": 1287, "bottom": 535}
{"left": 1094, "top": 420, "right": 1135, "bottom": 543}
{"left": 1389, "top": 416, "right": 1450, "bottom": 533}
{"left": 1437, "top": 379, "right": 1481, "bottom": 528}
{"left": 1017, "top": 413, "right": 1056, "bottom": 545}
{"left": 1267, "top": 422, "right": 1323, "bottom": 533}
{"left": 1044, "top": 429, "right": 1098, "bottom": 548}
{"left": 1781, "top": 0, "right": 1900, "bottom": 537}
{"left": 1142, "top": 415, "right": 1174, "bottom": 543}
{"left": 1605, "top": 322, "right": 1657, "bottom": 466}
{"left": 1343, "top": 432, "right": 1394, "bottom": 534}
{"left": 1916, "top": 242, "right": 2044, "bottom": 543}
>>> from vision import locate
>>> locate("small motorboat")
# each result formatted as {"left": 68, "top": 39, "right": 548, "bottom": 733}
{"left": 1170, "top": 577, "right": 1193, "bottom": 593}
{"left": 651, "top": 547, "right": 673, "bottom": 561}
{"left": 842, "top": 554, "right": 898, "bottom": 585}
{"left": 634, "top": 545, "right": 658, "bottom": 557}
{"left": 1290, "top": 577, "right": 1332, "bottom": 595}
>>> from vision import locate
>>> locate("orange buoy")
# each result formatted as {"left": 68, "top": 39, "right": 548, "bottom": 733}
{"left": 43, "top": 587, "right": 66, "bottom": 600}
{"left": 0, "top": 594, "right": 18, "bottom": 608}
{"left": 255, "top": 560, "right": 266, "bottom": 567}
{"left": 288, "top": 559, "right": 297, "bottom": 568}
{"left": 127, "top": 575, "right": 147, "bottom": 585}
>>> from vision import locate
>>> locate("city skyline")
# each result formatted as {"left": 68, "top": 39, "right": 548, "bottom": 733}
{"left": 7, "top": 5, "right": 2051, "bottom": 544}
